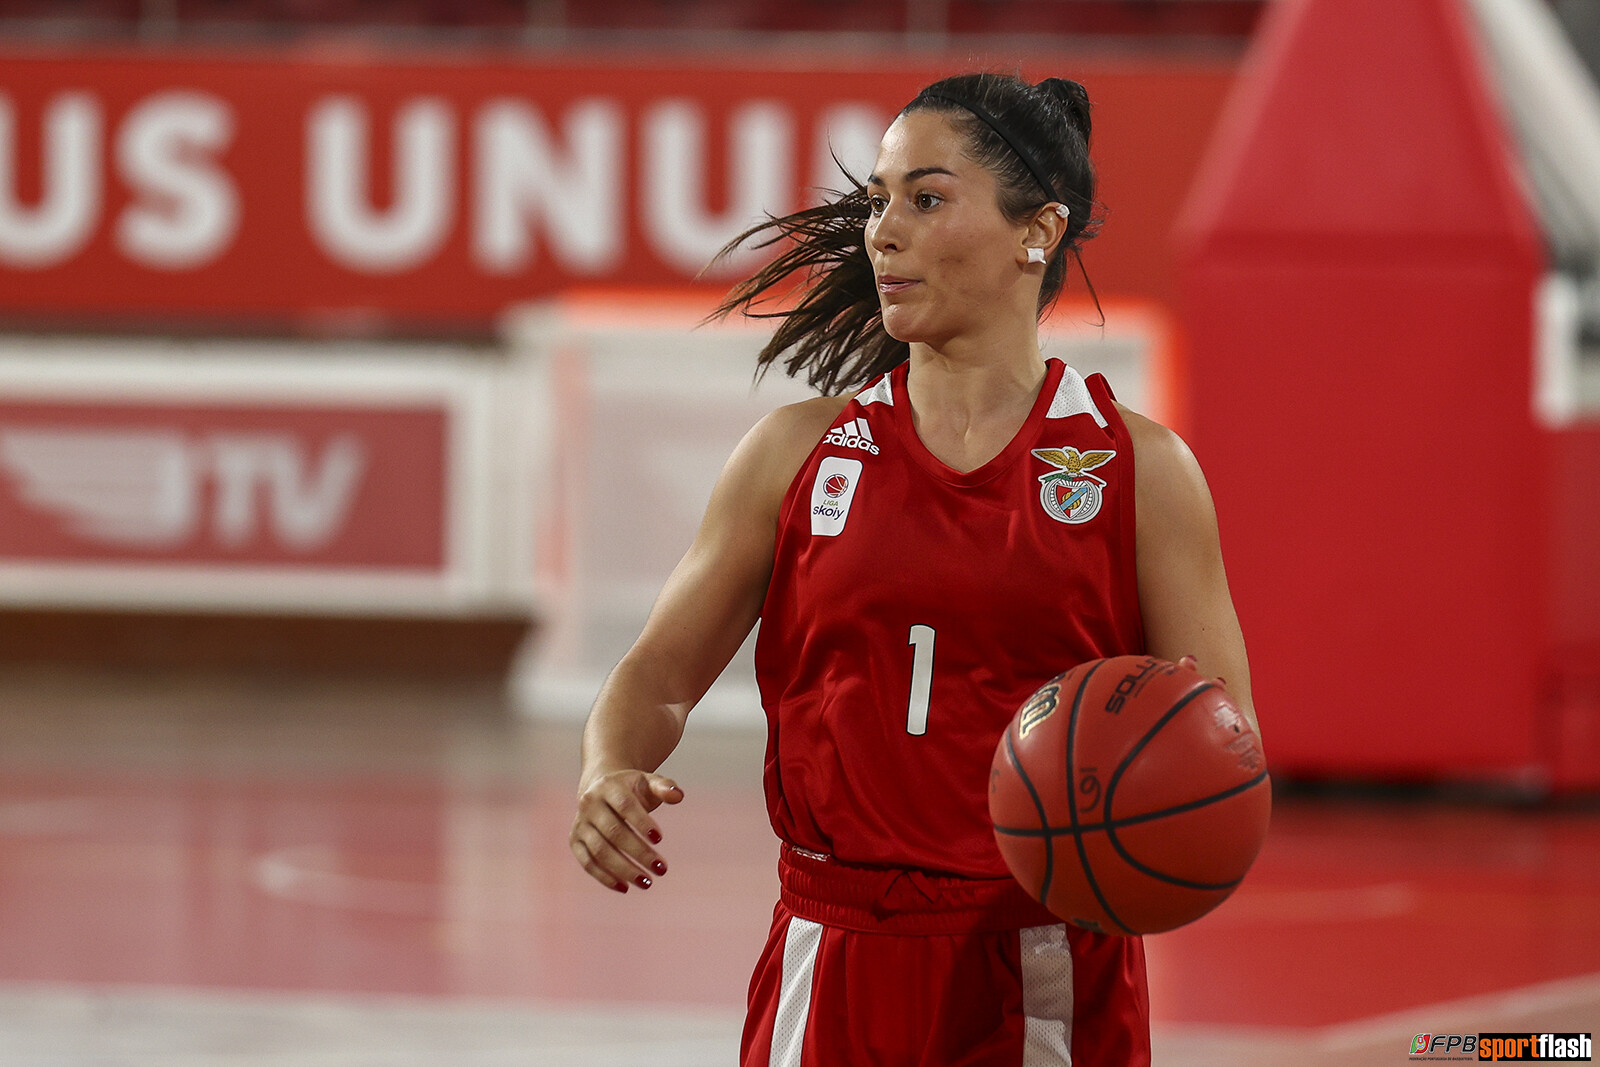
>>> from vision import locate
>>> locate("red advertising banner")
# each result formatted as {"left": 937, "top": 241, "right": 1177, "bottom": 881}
{"left": 0, "top": 47, "right": 1234, "bottom": 329}
{"left": 0, "top": 399, "right": 446, "bottom": 568}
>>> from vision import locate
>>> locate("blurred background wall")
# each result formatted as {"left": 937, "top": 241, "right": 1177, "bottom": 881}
{"left": 0, "top": 0, "right": 1597, "bottom": 791}
{"left": 0, "top": 7, "right": 1242, "bottom": 675}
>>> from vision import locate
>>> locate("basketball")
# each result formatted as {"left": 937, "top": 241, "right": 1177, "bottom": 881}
{"left": 989, "top": 655, "right": 1271, "bottom": 935}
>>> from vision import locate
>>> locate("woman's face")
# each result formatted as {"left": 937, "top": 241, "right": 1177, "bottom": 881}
{"left": 864, "top": 109, "right": 1030, "bottom": 347}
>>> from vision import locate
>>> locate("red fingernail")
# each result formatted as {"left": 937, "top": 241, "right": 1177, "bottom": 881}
{"left": 648, "top": 829, "right": 662, "bottom": 844}
{"left": 651, "top": 860, "right": 666, "bottom": 876}
{"left": 635, "top": 875, "right": 652, "bottom": 890}
{"left": 611, "top": 882, "right": 627, "bottom": 894}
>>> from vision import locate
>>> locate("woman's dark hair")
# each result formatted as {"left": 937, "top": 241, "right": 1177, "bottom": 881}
{"left": 709, "top": 72, "right": 1102, "bottom": 394}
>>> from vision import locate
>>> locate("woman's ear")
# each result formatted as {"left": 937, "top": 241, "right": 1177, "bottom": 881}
{"left": 1022, "top": 203, "right": 1070, "bottom": 264}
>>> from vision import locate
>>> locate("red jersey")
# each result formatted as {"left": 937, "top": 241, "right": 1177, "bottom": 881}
{"left": 754, "top": 357, "right": 1144, "bottom": 878}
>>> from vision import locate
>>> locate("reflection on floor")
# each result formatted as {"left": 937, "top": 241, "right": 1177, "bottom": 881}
{"left": 1, "top": 669, "right": 1595, "bottom": 1065}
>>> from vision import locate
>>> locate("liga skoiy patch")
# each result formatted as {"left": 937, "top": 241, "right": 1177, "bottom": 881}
{"left": 810, "top": 456, "right": 863, "bottom": 536}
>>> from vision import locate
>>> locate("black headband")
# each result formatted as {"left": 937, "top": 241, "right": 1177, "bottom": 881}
{"left": 922, "top": 91, "right": 1059, "bottom": 204}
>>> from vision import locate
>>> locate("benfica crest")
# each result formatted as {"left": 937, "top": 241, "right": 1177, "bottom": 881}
{"left": 1031, "top": 447, "right": 1116, "bottom": 524}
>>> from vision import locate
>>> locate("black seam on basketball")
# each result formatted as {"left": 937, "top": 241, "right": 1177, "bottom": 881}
{"left": 1102, "top": 776, "right": 1264, "bottom": 890}
{"left": 1101, "top": 680, "right": 1215, "bottom": 841}
{"left": 1002, "top": 726, "right": 1054, "bottom": 903}
{"left": 1109, "top": 857, "right": 1242, "bottom": 892}
{"left": 1102, "top": 773, "right": 1267, "bottom": 890}
{"left": 1064, "top": 661, "right": 1135, "bottom": 935}
{"left": 1102, "top": 682, "right": 1256, "bottom": 892}
{"left": 993, "top": 770, "right": 1270, "bottom": 837}
{"left": 1105, "top": 681, "right": 1217, "bottom": 809}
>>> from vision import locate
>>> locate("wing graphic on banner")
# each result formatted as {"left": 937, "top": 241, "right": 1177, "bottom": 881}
{"left": 0, "top": 429, "right": 199, "bottom": 547}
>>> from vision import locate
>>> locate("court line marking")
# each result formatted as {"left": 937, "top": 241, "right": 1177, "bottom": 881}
{"left": 253, "top": 845, "right": 443, "bottom": 917}
{"left": 4, "top": 973, "right": 1597, "bottom": 1065}
{"left": 1152, "top": 969, "right": 1600, "bottom": 1053}
{"left": 0, "top": 798, "right": 110, "bottom": 836}
{"left": 1311, "top": 968, "right": 1600, "bottom": 1051}
{"left": 1205, "top": 880, "right": 1422, "bottom": 922}
{"left": 0, "top": 981, "right": 745, "bottom": 1063}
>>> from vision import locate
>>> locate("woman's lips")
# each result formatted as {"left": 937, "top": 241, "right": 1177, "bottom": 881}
{"left": 877, "top": 275, "right": 919, "bottom": 294}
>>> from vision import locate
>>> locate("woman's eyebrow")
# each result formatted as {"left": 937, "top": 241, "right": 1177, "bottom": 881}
{"left": 866, "top": 166, "right": 958, "bottom": 187}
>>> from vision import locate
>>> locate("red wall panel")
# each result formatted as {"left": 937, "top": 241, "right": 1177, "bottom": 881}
{"left": 1177, "top": 0, "right": 1562, "bottom": 784}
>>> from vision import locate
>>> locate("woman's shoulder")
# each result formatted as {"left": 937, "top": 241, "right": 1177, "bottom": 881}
{"left": 1114, "top": 402, "right": 1179, "bottom": 453}
{"left": 1113, "top": 401, "right": 1215, "bottom": 508}
{"left": 759, "top": 392, "right": 855, "bottom": 443}
{"left": 725, "top": 392, "right": 855, "bottom": 511}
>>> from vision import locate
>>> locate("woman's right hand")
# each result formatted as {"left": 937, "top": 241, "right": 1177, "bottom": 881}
{"left": 569, "top": 769, "right": 684, "bottom": 893}
{"left": 567, "top": 401, "right": 839, "bottom": 896}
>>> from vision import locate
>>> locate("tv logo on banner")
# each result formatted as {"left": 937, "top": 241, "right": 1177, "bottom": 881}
{"left": 0, "top": 429, "right": 364, "bottom": 551}
{"left": 0, "top": 401, "right": 448, "bottom": 569}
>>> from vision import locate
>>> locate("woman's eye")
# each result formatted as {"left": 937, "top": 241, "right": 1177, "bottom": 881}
{"left": 868, "top": 196, "right": 887, "bottom": 215}
{"left": 915, "top": 193, "right": 941, "bottom": 210}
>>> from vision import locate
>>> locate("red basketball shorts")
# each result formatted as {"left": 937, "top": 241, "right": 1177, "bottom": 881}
{"left": 741, "top": 847, "right": 1151, "bottom": 1067}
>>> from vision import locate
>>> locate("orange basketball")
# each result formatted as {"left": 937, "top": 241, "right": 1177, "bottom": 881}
{"left": 989, "top": 655, "right": 1271, "bottom": 935}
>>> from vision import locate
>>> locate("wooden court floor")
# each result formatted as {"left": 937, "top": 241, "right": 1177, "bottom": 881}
{"left": 0, "top": 668, "right": 1596, "bottom": 1065}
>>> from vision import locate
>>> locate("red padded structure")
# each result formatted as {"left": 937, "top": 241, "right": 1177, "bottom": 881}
{"left": 1177, "top": 0, "right": 1600, "bottom": 789}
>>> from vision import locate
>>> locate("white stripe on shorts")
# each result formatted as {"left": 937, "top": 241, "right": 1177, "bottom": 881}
{"left": 769, "top": 916, "right": 824, "bottom": 1067}
{"left": 1020, "top": 923, "right": 1075, "bottom": 1066}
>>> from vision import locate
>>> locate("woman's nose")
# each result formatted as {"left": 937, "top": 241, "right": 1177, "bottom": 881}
{"left": 868, "top": 206, "right": 902, "bottom": 253}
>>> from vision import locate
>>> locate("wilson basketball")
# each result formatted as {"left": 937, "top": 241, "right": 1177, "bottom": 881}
{"left": 989, "top": 655, "right": 1271, "bottom": 935}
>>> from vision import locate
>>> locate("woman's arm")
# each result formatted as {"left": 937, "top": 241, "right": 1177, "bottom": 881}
{"left": 569, "top": 396, "right": 847, "bottom": 893}
{"left": 1123, "top": 406, "right": 1259, "bottom": 737}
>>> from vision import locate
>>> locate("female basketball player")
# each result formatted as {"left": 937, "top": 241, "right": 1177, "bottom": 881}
{"left": 569, "top": 72, "right": 1255, "bottom": 1066}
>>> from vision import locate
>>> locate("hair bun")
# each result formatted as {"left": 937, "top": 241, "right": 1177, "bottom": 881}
{"left": 1038, "top": 77, "right": 1092, "bottom": 148}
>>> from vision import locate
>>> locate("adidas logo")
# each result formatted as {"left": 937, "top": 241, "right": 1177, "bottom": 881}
{"left": 825, "top": 417, "right": 880, "bottom": 455}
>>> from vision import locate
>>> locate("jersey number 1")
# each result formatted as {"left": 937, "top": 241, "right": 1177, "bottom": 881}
{"left": 906, "top": 624, "right": 935, "bottom": 736}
